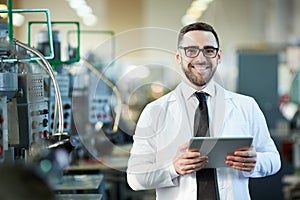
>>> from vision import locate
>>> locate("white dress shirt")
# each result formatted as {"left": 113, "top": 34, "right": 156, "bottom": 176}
{"left": 127, "top": 80, "right": 281, "bottom": 200}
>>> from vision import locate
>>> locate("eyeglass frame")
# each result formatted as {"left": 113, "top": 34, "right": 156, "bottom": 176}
{"left": 178, "top": 45, "right": 219, "bottom": 58}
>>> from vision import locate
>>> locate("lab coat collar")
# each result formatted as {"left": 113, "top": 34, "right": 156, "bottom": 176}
{"left": 179, "top": 80, "right": 217, "bottom": 101}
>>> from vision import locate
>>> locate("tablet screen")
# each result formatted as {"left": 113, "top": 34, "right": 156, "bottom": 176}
{"left": 189, "top": 136, "right": 253, "bottom": 168}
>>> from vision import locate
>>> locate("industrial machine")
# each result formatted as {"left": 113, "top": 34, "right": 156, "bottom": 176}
{"left": 0, "top": 4, "right": 125, "bottom": 200}
{"left": 288, "top": 71, "right": 300, "bottom": 172}
{"left": 277, "top": 46, "right": 300, "bottom": 199}
{"left": 283, "top": 46, "right": 300, "bottom": 172}
{"left": 69, "top": 30, "right": 123, "bottom": 160}
{"left": 31, "top": 21, "right": 80, "bottom": 136}
{"left": 0, "top": 3, "right": 81, "bottom": 173}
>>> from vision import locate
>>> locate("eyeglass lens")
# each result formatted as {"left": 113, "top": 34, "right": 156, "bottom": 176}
{"left": 184, "top": 47, "right": 218, "bottom": 58}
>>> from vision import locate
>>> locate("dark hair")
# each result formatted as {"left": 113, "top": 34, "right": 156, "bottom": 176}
{"left": 177, "top": 22, "right": 219, "bottom": 48}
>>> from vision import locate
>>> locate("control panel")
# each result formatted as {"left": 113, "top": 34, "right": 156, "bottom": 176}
{"left": 89, "top": 94, "right": 112, "bottom": 124}
{"left": 17, "top": 101, "right": 49, "bottom": 147}
{"left": 47, "top": 75, "right": 70, "bottom": 98}
{"left": 17, "top": 74, "right": 44, "bottom": 104}
{"left": 48, "top": 97, "right": 72, "bottom": 134}
{"left": 88, "top": 73, "right": 113, "bottom": 125}
{"left": 45, "top": 75, "right": 72, "bottom": 134}
{"left": 16, "top": 73, "right": 49, "bottom": 148}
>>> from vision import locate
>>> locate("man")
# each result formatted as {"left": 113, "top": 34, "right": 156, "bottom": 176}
{"left": 127, "top": 22, "right": 281, "bottom": 200}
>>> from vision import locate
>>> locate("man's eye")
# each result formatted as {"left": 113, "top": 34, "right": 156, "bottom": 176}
{"left": 186, "top": 48, "right": 198, "bottom": 54}
{"left": 204, "top": 48, "right": 215, "bottom": 53}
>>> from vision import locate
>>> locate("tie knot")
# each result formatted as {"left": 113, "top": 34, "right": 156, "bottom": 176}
{"left": 195, "top": 92, "right": 208, "bottom": 102}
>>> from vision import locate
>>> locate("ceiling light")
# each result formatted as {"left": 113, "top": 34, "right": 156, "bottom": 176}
{"left": 181, "top": 14, "right": 198, "bottom": 26}
{"left": 76, "top": 5, "right": 92, "bottom": 17}
{"left": 182, "top": 0, "right": 214, "bottom": 25}
{"left": 12, "top": 13, "right": 25, "bottom": 27}
{"left": 69, "top": 0, "right": 86, "bottom": 9}
{"left": 83, "top": 14, "right": 98, "bottom": 26}
{"left": 0, "top": 4, "right": 8, "bottom": 19}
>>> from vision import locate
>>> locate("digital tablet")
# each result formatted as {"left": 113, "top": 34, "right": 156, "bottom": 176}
{"left": 189, "top": 136, "right": 253, "bottom": 168}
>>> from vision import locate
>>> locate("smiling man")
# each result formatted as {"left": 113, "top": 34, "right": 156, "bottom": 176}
{"left": 127, "top": 22, "right": 281, "bottom": 200}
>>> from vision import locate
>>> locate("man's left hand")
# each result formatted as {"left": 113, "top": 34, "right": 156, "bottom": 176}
{"left": 225, "top": 146, "right": 257, "bottom": 172}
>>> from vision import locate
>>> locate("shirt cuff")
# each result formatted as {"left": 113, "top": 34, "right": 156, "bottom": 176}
{"left": 241, "top": 153, "right": 261, "bottom": 177}
{"left": 169, "top": 163, "right": 180, "bottom": 180}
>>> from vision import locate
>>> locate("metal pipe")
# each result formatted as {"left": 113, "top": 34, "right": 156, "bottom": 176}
{"left": 15, "top": 40, "right": 64, "bottom": 135}
{"left": 81, "top": 57, "right": 122, "bottom": 133}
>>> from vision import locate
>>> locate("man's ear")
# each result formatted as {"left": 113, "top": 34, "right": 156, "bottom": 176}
{"left": 217, "top": 48, "right": 222, "bottom": 64}
{"left": 175, "top": 51, "right": 182, "bottom": 64}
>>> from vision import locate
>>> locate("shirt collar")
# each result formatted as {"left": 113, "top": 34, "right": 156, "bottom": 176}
{"left": 180, "top": 80, "right": 216, "bottom": 100}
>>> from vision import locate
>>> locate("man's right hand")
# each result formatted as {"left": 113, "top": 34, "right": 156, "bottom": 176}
{"left": 173, "top": 143, "right": 209, "bottom": 175}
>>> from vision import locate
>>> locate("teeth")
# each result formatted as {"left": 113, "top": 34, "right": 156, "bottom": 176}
{"left": 194, "top": 65, "right": 207, "bottom": 73}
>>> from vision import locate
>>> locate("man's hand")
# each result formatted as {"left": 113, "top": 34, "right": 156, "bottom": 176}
{"left": 173, "top": 143, "right": 208, "bottom": 175}
{"left": 225, "top": 146, "right": 257, "bottom": 172}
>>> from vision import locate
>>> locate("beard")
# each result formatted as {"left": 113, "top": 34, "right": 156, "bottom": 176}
{"left": 182, "top": 62, "right": 217, "bottom": 88}
{"left": 183, "top": 69, "right": 206, "bottom": 87}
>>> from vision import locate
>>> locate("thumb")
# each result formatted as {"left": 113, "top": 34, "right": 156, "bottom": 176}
{"left": 178, "top": 142, "right": 189, "bottom": 152}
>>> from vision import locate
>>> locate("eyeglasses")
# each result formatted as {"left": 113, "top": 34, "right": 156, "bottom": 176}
{"left": 178, "top": 46, "right": 219, "bottom": 58}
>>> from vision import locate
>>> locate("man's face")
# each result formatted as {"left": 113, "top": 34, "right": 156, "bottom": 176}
{"left": 175, "top": 30, "right": 222, "bottom": 90}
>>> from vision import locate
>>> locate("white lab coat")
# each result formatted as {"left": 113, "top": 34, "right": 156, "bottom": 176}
{"left": 127, "top": 80, "right": 281, "bottom": 200}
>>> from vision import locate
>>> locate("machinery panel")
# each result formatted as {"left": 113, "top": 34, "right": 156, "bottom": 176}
{"left": 89, "top": 94, "right": 112, "bottom": 124}
{"left": 48, "top": 97, "right": 72, "bottom": 134}
{"left": 46, "top": 75, "right": 70, "bottom": 98}
{"left": 88, "top": 73, "right": 113, "bottom": 125}
{"left": 17, "top": 101, "right": 49, "bottom": 147}
{"left": 17, "top": 73, "right": 44, "bottom": 103}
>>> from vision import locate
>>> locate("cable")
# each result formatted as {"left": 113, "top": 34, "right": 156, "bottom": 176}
{"left": 81, "top": 57, "right": 121, "bottom": 133}
{"left": 15, "top": 40, "right": 64, "bottom": 135}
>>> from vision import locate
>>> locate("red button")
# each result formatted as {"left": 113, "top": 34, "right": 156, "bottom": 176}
{"left": 44, "top": 130, "right": 49, "bottom": 138}
{"left": 64, "top": 122, "right": 69, "bottom": 128}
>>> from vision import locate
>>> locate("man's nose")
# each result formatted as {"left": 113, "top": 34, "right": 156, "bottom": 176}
{"left": 194, "top": 50, "right": 207, "bottom": 62}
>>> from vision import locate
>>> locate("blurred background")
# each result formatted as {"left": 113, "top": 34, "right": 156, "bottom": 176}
{"left": 0, "top": 0, "right": 299, "bottom": 199}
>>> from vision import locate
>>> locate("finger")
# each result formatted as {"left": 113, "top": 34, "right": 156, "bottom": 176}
{"left": 175, "top": 143, "right": 191, "bottom": 159}
{"left": 180, "top": 155, "right": 208, "bottom": 166}
{"left": 226, "top": 154, "right": 257, "bottom": 171}
{"left": 248, "top": 146, "right": 257, "bottom": 157}
{"left": 226, "top": 155, "right": 256, "bottom": 164}
{"left": 187, "top": 157, "right": 209, "bottom": 170}
{"left": 181, "top": 151, "right": 201, "bottom": 159}
{"left": 189, "top": 148, "right": 200, "bottom": 152}
{"left": 235, "top": 146, "right": 257, "bottom": 157}
{"left": 231, "top": 161, "right": 256, "bottom": 172}
{"left": 234, "top": 150, "right": 257, "bottom": 158}
{"left": 226, "top": 154, "right": 257, "bottom": 169}
{"left": 179, "top": 143, "right": 189, "bottom": 152}
{"left": 234, "top": 149, "right": 250, "bottom": 156}
{"left": 235, "top": 147, "right": 249, "bottom": 151}
{"left": 175, "top": 156, "right": 208, "bottom": 175}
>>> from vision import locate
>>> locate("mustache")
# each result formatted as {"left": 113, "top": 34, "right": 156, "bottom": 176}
{"left": 188, "top": 61, "right": 209, "bottom": 67}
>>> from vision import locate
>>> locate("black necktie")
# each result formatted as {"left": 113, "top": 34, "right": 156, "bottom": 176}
{"left": 194, "top": 92, "right": 220, "bottom": 200}
{"left": 194, "top": 92, "right": 209, "bottom": 137}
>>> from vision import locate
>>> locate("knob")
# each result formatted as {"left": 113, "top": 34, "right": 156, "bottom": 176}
{"left": 42, "top": 119, "right": 48, "bottom": 127}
